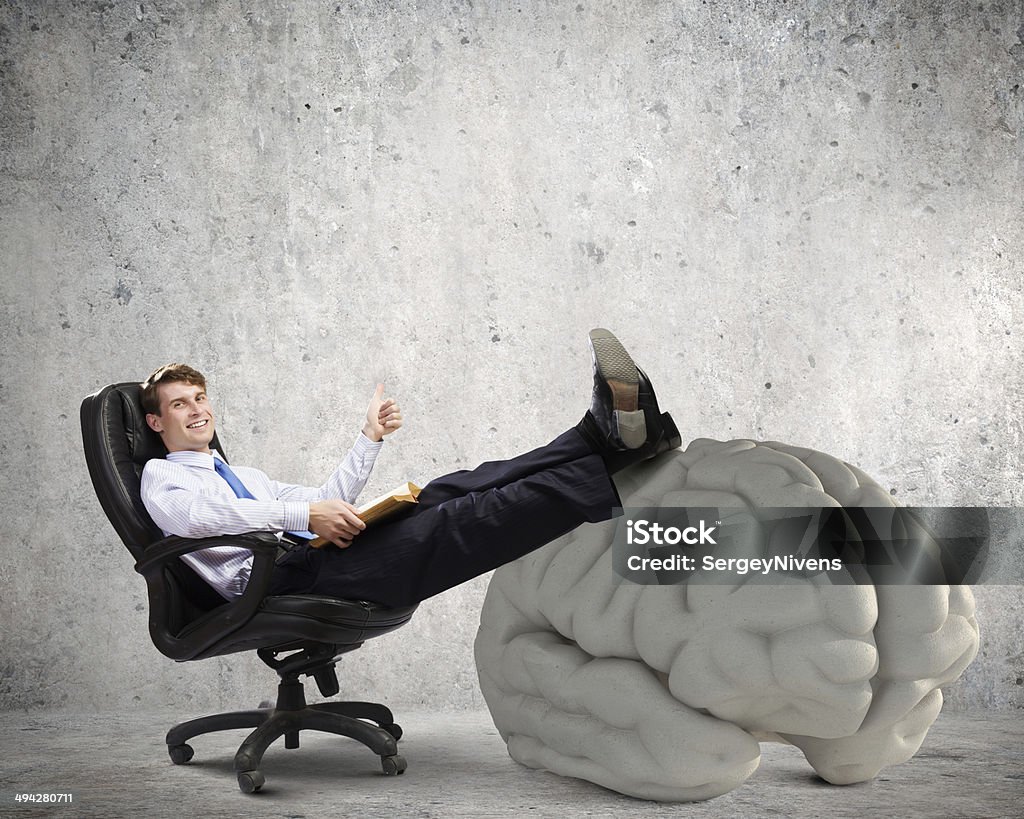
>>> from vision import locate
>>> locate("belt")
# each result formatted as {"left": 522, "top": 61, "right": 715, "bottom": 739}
{"left": 279, "top": 533, "right": 311, "bottom": 547}
{"left": 275, "top": 533, "right": 311, "bottom": 564}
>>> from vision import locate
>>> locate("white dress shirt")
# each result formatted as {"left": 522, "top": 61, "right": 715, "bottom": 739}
{"left": 140, "top": 434, "right": 382, "bottom": 600}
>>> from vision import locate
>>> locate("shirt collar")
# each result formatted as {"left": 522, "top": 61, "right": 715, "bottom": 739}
{"left": 165, "top": 449, "right": 225, "bottom": 470}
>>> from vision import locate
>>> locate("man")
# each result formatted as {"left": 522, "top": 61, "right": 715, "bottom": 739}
{"left": 140, "top": 329, "right": 680, "bottom": 609}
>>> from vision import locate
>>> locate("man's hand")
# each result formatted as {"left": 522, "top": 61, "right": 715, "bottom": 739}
{"left": 308, "top": 499, "right": 366, "bottom": 548}
{"left": 363, "top": 383, "right": 403, "bottom": 442}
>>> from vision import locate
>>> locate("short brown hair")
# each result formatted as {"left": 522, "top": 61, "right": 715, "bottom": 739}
{"left": 140, "top": 364, "right": 207, "bottom": 415}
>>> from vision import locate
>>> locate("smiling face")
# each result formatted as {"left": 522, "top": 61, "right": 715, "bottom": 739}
{"left": 145, "top": 381, "right": 216, "bottom": 453}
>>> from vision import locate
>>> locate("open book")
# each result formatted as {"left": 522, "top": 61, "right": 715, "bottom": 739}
{"left": 308, "top": 481, "right": 422, "bottom": 548}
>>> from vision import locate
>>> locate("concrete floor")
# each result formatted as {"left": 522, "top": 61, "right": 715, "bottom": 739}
{"left": 1, "top": 708, "right": 1021, "bottom": 818}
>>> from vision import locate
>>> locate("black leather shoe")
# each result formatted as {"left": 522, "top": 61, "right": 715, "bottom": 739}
{"left": 600, "top": 409, "right": 681, "bottom": 474}
{"left": 636, "top": 366, "right": 680, "bottom": 451}
{"left": 597, "top": 367, "right": 682, "bottom": 471}
{"left": 589, "top": 328, "right": 646, "bottom": 449}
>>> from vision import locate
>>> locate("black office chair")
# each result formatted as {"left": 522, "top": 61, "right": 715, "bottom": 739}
{"left": 80, "top": 383, "right": 418, "bottom": 793}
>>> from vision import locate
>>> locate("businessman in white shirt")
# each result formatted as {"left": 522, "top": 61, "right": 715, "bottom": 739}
{"left": 140, "top": 330, "right": 680, "bottom": 608}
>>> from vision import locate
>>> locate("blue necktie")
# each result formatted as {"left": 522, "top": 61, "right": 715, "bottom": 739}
{"left": 213, "top": 457, "right": 316, "bottom": 540}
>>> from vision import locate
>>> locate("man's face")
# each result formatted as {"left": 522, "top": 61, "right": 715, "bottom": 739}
{"left": 145, "top": 381, "right": 216, "bottom": 453}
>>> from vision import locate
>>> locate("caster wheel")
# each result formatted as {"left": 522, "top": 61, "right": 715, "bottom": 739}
{"left": 168, "top": 744, "right": 194, "bottom": 765}
{"left": 381, "top": 754, "right": 407, "bottom": 776}
{"left": 382, "top": 722, "right": 403, "bottom": 741}
{"left": 237, "top": 769, "right": 265, "bottom": 793}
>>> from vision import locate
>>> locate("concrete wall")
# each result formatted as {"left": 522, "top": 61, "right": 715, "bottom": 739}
{"left": 1, "top": 0, "right": 1021, "bottom": 714}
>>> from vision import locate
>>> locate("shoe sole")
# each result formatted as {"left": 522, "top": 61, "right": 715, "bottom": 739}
{"left": 589, "top": 328, "right": 646, "bottom": 448}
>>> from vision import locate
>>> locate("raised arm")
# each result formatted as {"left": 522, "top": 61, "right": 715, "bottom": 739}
{"left": 276, "top": 385, "right": 404, "bottom": 547}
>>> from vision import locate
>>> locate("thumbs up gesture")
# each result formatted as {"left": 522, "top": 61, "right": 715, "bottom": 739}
{"left": 363, "top": 383, "right": 403, "bottom": 442}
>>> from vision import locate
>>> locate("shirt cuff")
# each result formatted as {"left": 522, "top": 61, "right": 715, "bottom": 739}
{"left": 355, "top": 431, "right": 385, "bottom": 452}
{"left": 282, "top": 501, "right": 311, "bottom": 533}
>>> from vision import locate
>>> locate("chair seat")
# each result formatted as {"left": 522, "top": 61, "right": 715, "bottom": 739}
{"left": 183, "top": 596, "right": 418, "bottom": 660}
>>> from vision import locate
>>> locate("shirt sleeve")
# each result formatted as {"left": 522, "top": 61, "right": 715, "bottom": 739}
{"left": 269, "top": 432, "right": 384, "bottom": 506}
{"left": 141, "top": 460, "right": 309, "bottom": 538}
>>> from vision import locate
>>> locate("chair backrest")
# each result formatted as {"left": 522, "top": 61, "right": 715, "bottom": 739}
{"left": 80, "top": 382, "right": 228, "bottom": 559}
{"left": 81, "top": 382, "right": 230, "bottom": 617}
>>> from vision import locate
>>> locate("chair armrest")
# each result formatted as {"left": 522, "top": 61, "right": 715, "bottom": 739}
{"left": 135, "top": 532, "right": 284, "bottom": 661}
{"left": 134, "top": 531, "right": 281, "bottom": 576}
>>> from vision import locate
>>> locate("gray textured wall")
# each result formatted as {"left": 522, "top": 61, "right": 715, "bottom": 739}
{"left": 1, "top": 0, "right": 1021, "bottom": 715}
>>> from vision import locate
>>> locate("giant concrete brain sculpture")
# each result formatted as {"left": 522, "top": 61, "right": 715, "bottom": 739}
{"left": 474, "top": 438, "right": 980, "bottom": 801}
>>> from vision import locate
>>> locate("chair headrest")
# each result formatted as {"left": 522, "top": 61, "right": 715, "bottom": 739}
{"left": 80, "top": 382, "right": 227, "bottom": 558}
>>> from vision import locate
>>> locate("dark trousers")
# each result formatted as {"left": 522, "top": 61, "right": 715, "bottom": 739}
{"left": 266, "top": 429, "right": 620, "bottom": 607}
